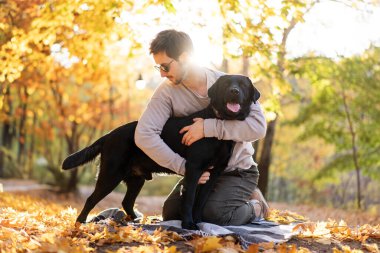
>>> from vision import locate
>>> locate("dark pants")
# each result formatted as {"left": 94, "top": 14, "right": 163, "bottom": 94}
{"left": 162, "top": 165, "right": 259, "bottom": 226}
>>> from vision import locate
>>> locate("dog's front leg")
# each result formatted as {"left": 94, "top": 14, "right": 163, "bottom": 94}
{"left": 192, "top": 166, "right": 224, "bottom": 223}
{"left": 181, "top": 162, "right": 203, "bottom": 230}
{"left": 193, "top": 141, "right": 234, "bottom": 223}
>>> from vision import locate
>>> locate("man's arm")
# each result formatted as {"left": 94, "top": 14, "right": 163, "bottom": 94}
{"left": 204, "top": 102, "right": 267, "bottom": 141}
{"left": 181, "top": 102, "right": 266, "bottom": 145}
{"left": 135, "top": 87, "right": 186, "bottom": 176}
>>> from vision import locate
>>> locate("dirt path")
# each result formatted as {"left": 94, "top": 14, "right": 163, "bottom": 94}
{"left": 0, "top": 179, "right": 164, "bottom": 216}
{"left": 0, "top": 179, "right": 51, "bottom": 191}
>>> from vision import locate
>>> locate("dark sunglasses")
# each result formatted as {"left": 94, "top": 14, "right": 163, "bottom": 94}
{"left": 154, "top": 59, "right": 175, "bottom": 72}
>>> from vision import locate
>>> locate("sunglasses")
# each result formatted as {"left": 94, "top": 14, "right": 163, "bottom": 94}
{"left": 154, "top": 59, "right": 175, "bottom": 73}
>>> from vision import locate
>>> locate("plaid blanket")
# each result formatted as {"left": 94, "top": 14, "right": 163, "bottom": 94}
{"left": 90, "top": 208, "right": 297, "bottom": 249}
{"left": 156, "top": 220, "right": 296, "bottom": 248}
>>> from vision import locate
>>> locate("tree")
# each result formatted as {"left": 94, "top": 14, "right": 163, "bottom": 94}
{"left": 0, "top": 0, "right": 165, "bottom": 192}
{"left": 217, "top": 0, "right": 379, "bottom": 197}
{"left": 290, "top": 46, "right": 380, "bottom": 209}
{"left": 218, "top": 0, "right": 319, "bottom": 196}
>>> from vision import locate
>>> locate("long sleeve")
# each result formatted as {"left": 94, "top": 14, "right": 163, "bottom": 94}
{"left": 203, "top": 102, "right": 267, "bottom": 142}
{"left": 134, "top": 85, "right": 186, "bottom": 176}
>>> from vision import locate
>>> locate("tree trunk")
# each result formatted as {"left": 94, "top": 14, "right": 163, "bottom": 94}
{"left": 0, "top": 122, "right": 12, "bottom": 177}
{"left": 64, "top": 122, "right": 79, "bottom": 193}
{"left": 340, "top": 84, "right": 361, "bottom": 209}
{"left": 0, "top": 85, "right": 14, "bottom": 177}
{"left": 255, "top": 16, "right": 297, "bottom": 197}
{"left": 17, "top": 87, "right": 28, "bottom": 177}
{"left": 17, "top": 95, "right": 28, "bottom": 175}
{"left": 108, "top": 75, "right": 115, "bottom": 129}
{"left": 258, "top": 117, "right": 277, "bottom": 197}
{"left": 0, "top": 147, "right": 4, "bottom": 177}
{"left": 66, "top": 168, "right": 79, "bottom": 193}
{"left": 27, "top": 112, "right": 37, "bottom": 178}
{"left": 50, "top": 80, "right": 80, "bottom": 193}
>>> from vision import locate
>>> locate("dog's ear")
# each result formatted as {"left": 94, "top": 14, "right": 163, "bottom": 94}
{"left": 251, "top": 86, "right": 261, "bottom": 104}
{"left": 208, "top": 76, "right": 224, "bottom": 99}
{"left": 246, "top": 76, "right": 260, "bottom": 104}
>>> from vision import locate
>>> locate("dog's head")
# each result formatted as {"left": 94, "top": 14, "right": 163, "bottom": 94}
{"left": 208, "top": 75, "right": 260, "bottom": 120}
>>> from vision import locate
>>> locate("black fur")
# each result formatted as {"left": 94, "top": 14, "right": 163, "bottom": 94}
{"left": 62, "top": 75, "right": 260, "bottom": 229}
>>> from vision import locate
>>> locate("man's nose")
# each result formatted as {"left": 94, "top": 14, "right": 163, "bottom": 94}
{"left": 160, "top": 70, "right": 168, "bottom": 78}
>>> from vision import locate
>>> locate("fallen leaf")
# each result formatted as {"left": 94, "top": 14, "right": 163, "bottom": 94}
{"left": 201, "top": 236, "right": 222, "bottom": 252}
{"left": 245, "top": 244, "right": 259, "bottom": 253}
{"left": 363, "top": 243, "right": 379, "bottom": 253}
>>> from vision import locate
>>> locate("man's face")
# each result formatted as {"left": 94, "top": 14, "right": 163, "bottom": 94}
{"left": 153, "top": 51, "right": 186, "bottom": 85}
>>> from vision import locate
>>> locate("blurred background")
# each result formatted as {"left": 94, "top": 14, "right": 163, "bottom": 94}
{"left": 0, "top": 0, "right": 379, "bottom": 216}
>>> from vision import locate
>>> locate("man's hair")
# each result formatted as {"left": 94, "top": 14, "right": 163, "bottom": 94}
{"left": 150, "top": 29, "right": 193, "bottom": 60}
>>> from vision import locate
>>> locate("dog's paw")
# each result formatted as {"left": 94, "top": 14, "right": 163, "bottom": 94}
{"left": 74, "top": 221, "right": 83, "bottom": 228}
{"left": 193, "top": 218, "right": 202, "bottom": 224}
{"left": 182, "top": 221, "right": 199, "bottom": 230}
{"left": 133, "top": 216, "right": 143, "bottom": 223}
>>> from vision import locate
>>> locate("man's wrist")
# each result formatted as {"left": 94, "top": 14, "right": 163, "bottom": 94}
{"left": 203, "top": 118, "right": 216, "bottom": 138}
{"left": 178, "top": 160, "right": 186, "bottom": 176}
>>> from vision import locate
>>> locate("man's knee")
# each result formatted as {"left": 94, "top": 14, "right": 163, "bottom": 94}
{"left": 202, "top": 200, "right": 255, "bottom": 226}
{"left": 202, "top": 201, "right": 230, "bottom": 225}
{"left": 162, "top": 179, "right": 183, "bottom": 221}
{"left": 162, "top": 198, "right": 181, "bottom": 221}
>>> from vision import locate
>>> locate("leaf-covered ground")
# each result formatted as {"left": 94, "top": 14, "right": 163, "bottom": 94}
{"left": 1, "top": 190, "right": 379, "bottom": 253}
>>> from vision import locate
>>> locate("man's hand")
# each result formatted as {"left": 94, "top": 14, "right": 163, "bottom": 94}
{"left": 180, "top": 118, "right": 205, "bottom": 146}
{"left": 198, "top": 171, "right": 210, "bottom": 184}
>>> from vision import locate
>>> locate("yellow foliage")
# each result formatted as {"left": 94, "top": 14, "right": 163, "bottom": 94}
{"left": 267, "top": 209, "right": 307, "bottom": 224}
{"left": 0, "top": 193, "right": 184, "bottom": 252}
{"left": 293, "top": 218, "right": 380, "bottom": 252}
{"left": 1, "top": 193, "right": 379, "bottom": 252}
{"left": 201, "top": 236, "right": 223, "bottom": 252}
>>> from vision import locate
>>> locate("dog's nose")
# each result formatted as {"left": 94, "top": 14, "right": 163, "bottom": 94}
{"left": 230, "top": 88, "right": 239, "bottom": 96}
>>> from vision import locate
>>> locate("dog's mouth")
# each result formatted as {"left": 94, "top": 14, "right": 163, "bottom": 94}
{"left": 226, "top": 102, "right": 241, "bottom": 113}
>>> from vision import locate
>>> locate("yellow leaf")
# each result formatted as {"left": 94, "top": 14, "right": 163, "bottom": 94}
{"left": 277, "top": 243, "right": 288, "bottom": 253}
{"left": 297, "top": 247, "right": 313, "bottom": 253}
{"left": 315, "top": 237, "right": 331, "bottom": 245}
{"left": 363, "top": 243, "right": 379, "bottom": 253}
{"left": 288, "top": 244, "right": 297, "bottom": 253}
{"left": 201, "top": 236, "right": 222, "bottom": 252}
{"left": 258, "top": 241, "right": 274, "bottom": 250}
{"left": 40, "top": 233, "right": 56, "bottom": 244}
{"left": 218, "top": 247, "right": 239, "bottom": 253}
{"left": 165, "top": 245, "right": 181, "bottom": 253}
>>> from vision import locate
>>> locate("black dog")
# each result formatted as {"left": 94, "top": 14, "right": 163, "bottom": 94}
{"left": 62, "top": 75, "right": 260, "bottom": 229}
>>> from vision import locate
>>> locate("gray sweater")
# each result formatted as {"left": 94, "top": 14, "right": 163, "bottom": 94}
{"left": 135, "top": 68, "right": 267, "bottom": 175}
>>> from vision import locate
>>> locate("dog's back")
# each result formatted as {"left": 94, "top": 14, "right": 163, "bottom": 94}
{"left": 61, "top": 122, "right": 138, "bottom": 170}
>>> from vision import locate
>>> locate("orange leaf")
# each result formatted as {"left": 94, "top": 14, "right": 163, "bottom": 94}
{"left": 259, "top": 241, "right": 274, "bottom": 250}
{"left": 201, "top": 236, "right": 222, "bottom": 252}
{"left": 246, "top": 244, "right": 259, "bottom": 253}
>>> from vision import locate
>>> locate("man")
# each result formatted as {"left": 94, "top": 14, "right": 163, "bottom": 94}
{"left": 135, "top": 29, "right": 269, "bottom": 225}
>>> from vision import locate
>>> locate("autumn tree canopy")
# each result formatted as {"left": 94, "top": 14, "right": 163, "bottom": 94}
{"left": 0, "top": 0, "right": 379, "bottom": 211}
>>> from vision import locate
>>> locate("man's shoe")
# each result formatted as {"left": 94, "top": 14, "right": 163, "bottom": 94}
{"left": 89, "top": 208, "right": 126, "bottom": 223}
{"left": 249, "top": 188, "right": 269, "bottom": 220}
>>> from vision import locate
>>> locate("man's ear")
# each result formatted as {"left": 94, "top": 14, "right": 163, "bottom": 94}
{"left": 246, "top": 77, "right": 260, "bottom": 103}
{"left": 178, "top": 51, "right": 190, "bottom": 63}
